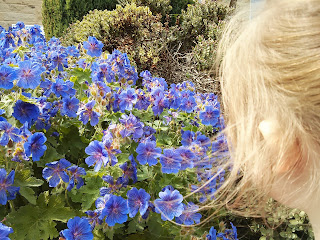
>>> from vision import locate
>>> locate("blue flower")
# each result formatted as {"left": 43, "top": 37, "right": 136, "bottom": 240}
{"left": 12, "top": 100, "right": 40, "bottom": 126}
{"left": 136, "top": 140, "right": 162, "bottom": 166}
{"left": 1, "top": 31, "right": 15, "bottom": 48}
{"left": 102, "top": 136, "right": 121, "bottom": 166}
{"left": 181, "top": 130, "right": 195, "bottom": 146}
{"left": 51, "top": 78, "right": 69, "bottom": 98}
{"left": 61, "top": 97, "right": 79, "bottom": 118}
{"left": 85, "top": 140, "right": 109, "bottom": 172}
{"left": 176, "top": 147, "right": 196, "bottom": 170}
{"left": 51, "top": 51, "right": 68, "bottom": 71}
{"left": 99, "top": 195, "right": 129, "bottom": 226}
{"left": 180, "top": 96, "right": 197, "bottom": 113}
{"left": 78, "top": 101, "right": 100, "bottom": 126}
{"left": 15, "top": 21, "right": 25, "bottom": 29}
{"left": 175, "top": 202, "right": 202, "bottom": 225}
{"left": 199, "top": 105, "right": 220, "bottom": 126}
{"left": 92, "top": 63, "right": 114, "bottom": 83}
{"left": 152, "top": 95, "right": 169, "bottom": 116}
{"left": 83, "top": 36, "right": 104, "bottom": 57}
{"left": 16, "top": 60, "right": 45, "bottom": 89}
{"left": 159, "top": 149, "right": 182, "bottom": 174}
{"left": 85, "top": 210, "right": 102, "bottom": 228}
{"left": 66, "top": 166, "right": 86, "bottom": 191}
{"left": 119, "top": 113, "right": 144, "bottom": 140}
{"left": 127, "top": 187, "right": 150, "bottom": 218}
{"left": 61, "top": 217, "right": 93, "bottom": 240}
{"left": 0, "top": 169, "right": 19, "bottom": 205}
{"left": 66, "top": 46, "right": 80, "bottom": 58}
{"left": 217, "top": 223, "right": 238, "bottom": 240}
{"left": 119, "top": 155, "right": 137, "bottom": 184}
{"left": 89, "top": 81, "right": 111, "bottom": 98}
{"left": 135, "top": 89, "right": 150, "bottom": 110}
{"left": 95, "top": 194, "right": 112, "bottom": 212}
{"left": 154, "top": 187, "right": 183, "bottom": 221}
{"left": 119, "top": 88, "right": 137, "bottom": 112}
{"left": 100, "top": 176, "right": 125, "bottom": 195}
{"left": 0, "top": 222, "right": 13, "bottom": 239}
{"left": 24, "top": 132, "right": 47, "bottom": 161}
{"left": 19, "top": 122, "right": 31, "bottom": 138}
{"left": 42, "top": 159, "right": 71, "bottom": 187}
{"left": 0, "top": 121, "right": 21, "bottom": 146}
{"left": 206, "top": 226, "right": 217, "bottom": 240}
{"left": 0, "top": 65, "right": 17, "bottom": 89}
{"left": 212, "top": 135, "right": 228, "bottom": 153}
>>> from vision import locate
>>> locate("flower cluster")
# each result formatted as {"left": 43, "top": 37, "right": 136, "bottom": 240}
{"left": 42, "top": 158, "right": 86, "bottom": 190}
{"left": 0, "top": 22, "right": 233, "bottom": 240}
{"left": 207, "top": 223, "right": 238, "bottom": 240}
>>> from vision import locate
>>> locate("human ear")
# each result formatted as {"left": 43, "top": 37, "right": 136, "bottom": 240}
{"left": 258, "top": 120, "right": 303, "bottom": 174}
{"left": 258, "top": 120, "right": 280, "bottom": 143}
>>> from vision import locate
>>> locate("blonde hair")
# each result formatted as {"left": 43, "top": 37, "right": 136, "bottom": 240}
{"left": 212, "top": 0, "right": 320, "bottom": 216}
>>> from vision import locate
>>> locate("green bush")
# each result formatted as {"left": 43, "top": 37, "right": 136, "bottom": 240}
{"left": 190, "top": 19, "right": 226, "bottom": 71}
{"left": 177, "top": 1, "right": 230, "bottom": 52}
{"left": 42, "top": 0, "right": 117, "bottom": 39}
{"left": 60, "top": 3, "right": 170, "bottom": 74}
{"left": 119, "top": 0, "right": 195, "bottom": 16}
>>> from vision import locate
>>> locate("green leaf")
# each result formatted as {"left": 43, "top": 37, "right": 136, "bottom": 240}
{"left": 6, "top": 192, "right": 76, "bottom": 240}
{"left": 70, "top": 68, "right": 92, "bottom": 84}
{"left": 146, "top": 213, "right": 164, "bottom": 237}
{"left": 289, "top": 219, "right": 302, "bottom": 225}
{"left": 19, "top": 186, "right": 37, "bottom": 205}
{"left": 12, "top": 46, "right": 31, "bottom": 60}
{"left": 18, "top": 94, "right": 37, "bottom": 104}
{"left": 117, "top": 153, "right": 130, "bottom": 165}
{"left": 106, "top": 228, "right": 114, "bottom": 240}
{"left": 37, "top": 146, "right": 65, "bottom": 168}
{"left": 0, "top": 94, "right": 15, "bottom": 117}
{"left": 15, "top": 173, "right": 43, "bottom": 204}
{"left": 92, "top": 228, "right": 106, "bottom": 240}
{"left": 127, "top": 219, "right": 145, "bottom": 234}
{"left": 15, "top": 176, "right": 44, "bottom": 187}
{"left": 69, "top": 176, "right": 103, "bottom": 211}
{"left": 137, "top": 165, "right": 153, "bottom": 181}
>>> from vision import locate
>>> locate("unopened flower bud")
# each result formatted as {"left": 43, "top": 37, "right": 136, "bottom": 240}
{"left": 101, "top": 99, "right": 107, "bottom": 106}
{"left": 106, "top": 92, "right": 112, "bottom": 99}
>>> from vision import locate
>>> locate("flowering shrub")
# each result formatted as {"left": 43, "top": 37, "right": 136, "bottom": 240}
{"left": 0, "top": 22, "right": 237, "bottom": 240}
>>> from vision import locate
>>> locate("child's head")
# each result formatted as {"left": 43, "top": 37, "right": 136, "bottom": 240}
{"left": 217, "top": 0, "right": 320, "bottom": 215}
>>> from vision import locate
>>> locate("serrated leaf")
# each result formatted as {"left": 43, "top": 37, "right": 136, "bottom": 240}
{"left": 6, "top": 192, "right": 76, "bottom": 240}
